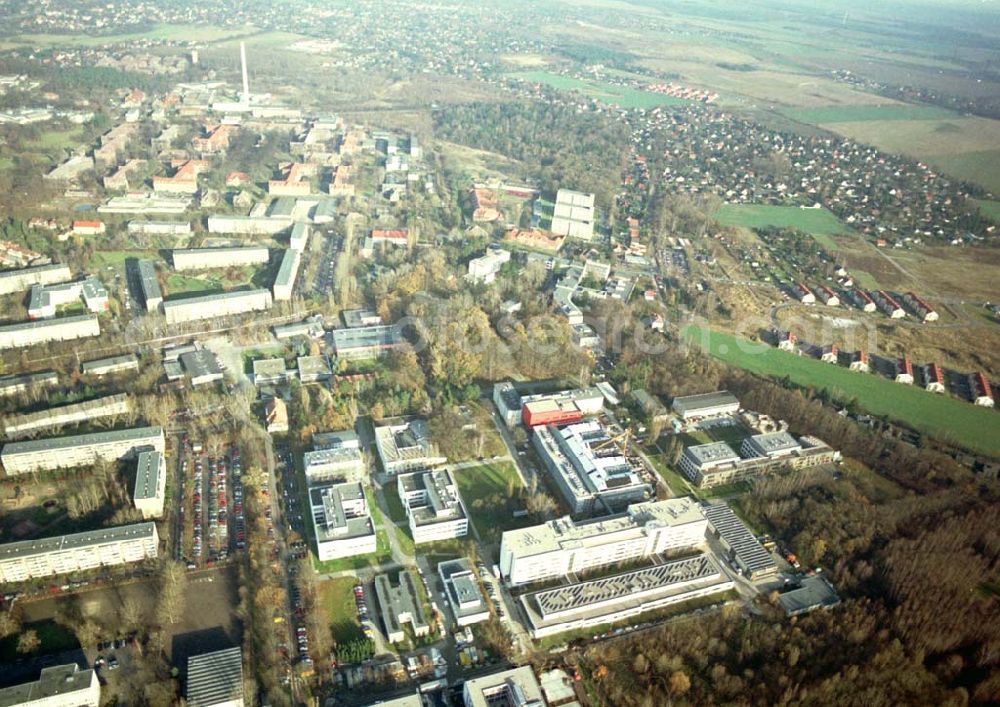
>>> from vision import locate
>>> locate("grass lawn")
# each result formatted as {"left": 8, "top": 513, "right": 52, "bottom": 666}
{"left": 166, "top": 273, "right": 223, "bottom": 295}
{"left": 782, "top": 104, "right": 956, "bottom": 124}
{"left": 513, "top": 71, "right": 690, "bottom": 109}
{"left": 452, "top": 462, "right": 528, "bottom": 544}
{"left": 25, "top": 127, "right": 84, "bottom": 151}
{"left": 684, "top": 325, "right": 1000, "bottom": 457}
{"left": 380, "top": 482, "right": 415, "bottom": 557}
{"left": 89, "top": 250, "right": 158, "bottom": 269}
{"left": 0, "top": 157, "right": 14, "bottom": 171}
{"left": 851, "top": 269, "right": 881, "bottom": 290}
{"left": 0, "top": 620, "right": 79, "bottom": 662}
{"left": 975, "top": 199, "right": 1000, "bottom": 222}
{"left": 642, "top": 446, "right": 694, "bottom": 498}
{"left": 714, "top": 204, "right": 850, "bottom": 250}
{"left": 318, "top": 576, "right": 364, "bottom": 644}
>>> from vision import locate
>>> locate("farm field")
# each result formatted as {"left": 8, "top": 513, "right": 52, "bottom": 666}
{"left": 976, "top": 199, "right": 1000, "bottom": 221}
{"left": 781, "top": 103, "right": 957, "bottom": 123}
{"left": 451, "top": 462, "right": 528, "bottom": 544}
{"left": 0, "top": 23, "right": 256, "bottom": 50}
{"left": 714, "top": 204, "right": 850, "bottom": 250}
{"left": 683, "top": 325, "right": 1000, "bottom": 457}
{"left": 512, "top": 71, "right": 690, "bottom": 109}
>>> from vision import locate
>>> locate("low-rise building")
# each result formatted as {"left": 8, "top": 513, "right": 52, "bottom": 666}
{"left": 81, "top": 354, "right": 139, "bottom": 377}
{"left": 895, "top": 357, "right": 914, "bottom": 384}
{"left": 467, "top": 249, "right": 511, "bottom": 284}
{"left": 297, "top": 355, "right": 331, "bottom": 383}
{"left": 127, "top": 220, "right": 191, "bottom": 237}
{"left": 0, "top": 664, "right": 100, "bottom": 707}
{"left": 71, "top": 220, "right": 105, "bottom": 237}
{"left": 253, "top": 358, "right": 289, "bottom": 386}
{"left": 0, "top": 314, "right": 100, "bottom": 350}
{"left": 972, "top": 371, "right": 994, "bottom": 407}
{"left": 492, "top": 381, "right": 523, "bottom": 428}
{"left": 0, "top": 370, "right": 58, "bottom": 398}
{"left": 0, "top": 263, "right": 72, "bottom": 296}
{"left": 904, "top": 292, "right": 939, "bottom": 322}
{"left": 533, "top": 421, "right": 653, "bottom": 515}
{"left": 163, "top": 289, "right": 272, "bottom": 324}
{"left": 0, "top": 522, "right": 158, "bottom": 583}
{"left": 875, "top": 290, "right": 906, "bottom": 319}
{"left": 172, "top": 246, "right": 269, "bottom": 271}
{"left": 331, "top": 324, "right": 403, "bottom": 359}
{"left": 1, "top": 426, "right": 164, "bottom": 475}
{"left": 671, "top": 391, "right": 740, "bottom": 420}
{"left": 520, "top": 387, "right": 604, "bottom": 428}
{"left": 398, "top": 469, "right": 469, "bottom": 544}
{"left": 136, "top": 260, "right": 163, "bottom": 312}
{"left": 27, "top": 277, "right": 108, "bottom": 319}
{"left": 778, "top": 575, "right": 841, "bottom": 616}
{"left": 551, "top": 188, "right": 595, "bottom": 241}
{"left": 850, "top": 350, "right": 870, "bottom": 373}
{"left": 153, "top": 159, "right": 208, "bottom": 194}
{"left": 374, "top": 418, "right": 446, "bottom": 475}
{"left": 520, "top": 553, "right": 734, "bottom": 638}
{"left": 303, "top": 446, "right": 364, "bottom": 485}
{"left": 796, "top": 282, "right": 815, "bottom": 304}
{"left": 703, "top": 502, "right": 778, "bottom": 578}
{"left": 310, "top": 482, "right": 377, "bottom": 561}
{"left": 924, "top": 362, "right": 946, "bottom": 393}
{"left": 499, "top": 497, "right": 707, "bottom": 587}
{"left": 133, "top": 450, "right": 166, "bottom": 519}
{"left": 186, "top": 647, "right": 244, "bottom": 707}
{"left": 179, "top": 349, "right": 225, "bottom": 386}
{"left": 374, "top": 570, "right": 430, "bottom": 644}
{"left": 439, "top": 558, "right": 490, "bottom": 626}
{"left": 680, "top": 433, "right": 836, "bottom": 489}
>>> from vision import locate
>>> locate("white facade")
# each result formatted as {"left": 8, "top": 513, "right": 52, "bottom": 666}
{"left": 0, "top": 523, "right": 158, "bottom": 583}
{"left": 272, "top": 248, "right": 300, "bottom": 301}
{"left": 172, "top": 246, "right": 269, "bottom": 271}
{"left": 550, "top": 189, "right": 595, "bottom": 241}
{"left": 3, "top": 394, "right": 129, "bottom": 439}
{"left": 207, "top": 215, "right": 292, "bottom": 235}
{"left": 398, "top": 469, "right": 469, "bottom": 544}
{"left": 0, "top": 263, "right": 72, "bottom": 296}
{"left": 0, "top": 314, "right": 100, "bottom": 350}
{"left": 1, "top": 426, "right": 164, "bottom": 475}
{"left": 310, "top": 482, "right": 377, "bottom": 561}
{"left": 163, "top": 289, "right": 272, "bottom": 324}
{"left": 499, "top": 497, "right": 707, "bottom": 587}
{"left": 467, "top": 249, "right": 510, "bottom": 284}
{"left": 133, "top": 450, "right": 166, "bottom": 519}
{"left": 303, "top": 447, "right": 365, "bottom": 485}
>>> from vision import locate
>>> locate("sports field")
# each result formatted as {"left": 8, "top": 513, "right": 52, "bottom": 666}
{"left": 683, "top": 325, "right": 1000, "bottom": 457}
{"left": 713, "top": 204, "right": 850, "bottom": 250}
{"left": 513, "top": 71, "right": 689, "bottom": 109}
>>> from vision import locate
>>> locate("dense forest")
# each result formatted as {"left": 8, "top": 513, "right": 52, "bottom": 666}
{"left": 433, "top": 101, "right": 627, "bottom": 207}
{"left": 570, "top": 308, "right": 1000, "bottom": 705}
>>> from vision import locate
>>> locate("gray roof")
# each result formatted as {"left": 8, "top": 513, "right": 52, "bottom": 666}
{"left": 81, "top": 353, "right": 139, "bottom": 373}
{"left": 778, "top": 575, "right": 841, "bottom": 616}
{"left": 671, "top": 390, "right": 740, "bottom": 415}
{"left": 2, "top": 426, "right": 162, "bottom": 456}
{"left": 439, "top": 558, "right": 486, "bottom": 619}
{"left": 180, "top": 349, "right": 223, "bottom": 379}
{"left": 162, "top": 288, "right": 270, "bottom": 309}
{"left": 137, "top": 259, "right": 162, "bottom": 304}
{"left": 309, "top": 482, "right": 373, "bottom": 542}
{"left": 186, "top": 647, "right": 243, "bottom": 707}
{"left": 331, "top": 324, "right": 401, "bottom": 353}
{"left": 374, "top": 569, "right": 429, "bottom": 635}
{"left": 744, "top": 431, "right": 801, "bottom": 457}
{"left": 134, "top": 450, "right": 162, "bottom": 500}
{"left": 685, "top": 441, "right": 741, "bottom": 466}
{"left": 703, "top": 502, "right": 777, "bottom": 576}
{"left": 274, "top": 248, "right": 300, "bottom": 287}
{"left": 0, "top": 313, "right": 97, "bottom": 333}
{"left": 0, "top": 664, "right": 97, "bottom": 707}
{"left": 0, "top": 522, "right": 156, "bottom": 562}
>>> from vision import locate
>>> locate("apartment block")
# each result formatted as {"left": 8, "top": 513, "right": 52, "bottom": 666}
{"left": 1, "top": 426, "right": 164, "bottom": 475}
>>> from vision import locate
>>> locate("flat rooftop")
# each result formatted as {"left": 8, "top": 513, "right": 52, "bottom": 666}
{"left": 332, "top": 324, "right": 401, "bottom": 351}
{"left": 0, "top": 665, "right": 96, "bottom": 707}
{"left": 186, "top": 647, "right": 243, "bottom": 707}
{"left": 0, "top": 313, "right": 97, "bottom": 333}
{"left": 745, "top": 431, "right": 801, "bottom": 456}
{"left": 703, "top": 502, "right": 777, "bottom": 576}
{"left": 685, "top": 441, "right": 741, "bottom": 466}
{"left": 439, "top": 558, "right": 487, "bottom": 620}
{"left": 309, "top": 482, "right": 373, "bottom": 542}
{"left": 2, "top": 426, "right": 162, "bottom": 456}
{"left": 81, "top": 353, "right": 138, "bottom": 372}
{"left": 162, "top": 288, "right": 269, "bottom": 309}
{"left": 779, "top": 575, "right": 841, "bottom": 616}
{"left": 399, "top": 468, "right": 466, "bottom": 526}
{"left": 134, "top": 450, "right": 162, "bottom": 501}
{"left": 180, "top": 349, "right": 223, "bottom": 379}
{"left": 0, "top": 522, "right": 156, "bottom": 562}
{"left": 671, "top": 391, "right": 740, "bottom": 415}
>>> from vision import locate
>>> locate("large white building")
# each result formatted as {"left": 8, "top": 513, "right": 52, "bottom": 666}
{"left": 172, "top": 246, "right": 269, "bottom": 271}
{"left": 499, "top": 497, "right": 707, "bottom": 587}
{"left": 533, "top": 421, "right": 653, "bottom": 515}
{"left": 0, "top": 664, "right": 100, "bottom": 707}
{"left": 439, "top": 558, "right": 490, "bottom": 627}
{"left": 0, "top": 314, "right": 100, "bottom": 350}
{"left": 467, "top": 249, "right": 511, "bottom": 284}
{"left": 163, "top": 289, "right": 272, "bottom": 324}
{"left": 309, "top": 482, "right": 377, "bottom": 561}
{"left": 550, "top": 188, "right": 595, "bottom": 241}
{"left": 0, "top": 263, "right": 72, "bottom": 296}
{"left": 679, "top": 433, "right": 837, "bottom": 489}
{"left": 186, "top": 647, "right": 244, "bottom": 707}
{"left": 671, "top": 391, "right": 741, "bottom": 420}
{"left": 303, "top": 446, "right": 365, "bottom": 485}
{"left": 2, "top": 393, "right": 129, "bottom": 439}
{"left": 373, "top": 418, "right": 446, "bottom": 475}
{"left": 462, "top": 667, "right": 545, "bottom": 707}
{"left": 133, "top": 450, "right": 166, "bottom": 519}
{"left": 374, "top": 570, "right": 430, "bottom": 644}
{"left": 206, "top": 215, "right": 292, "bottom": 235}
{"left": 27, "top": 277, "right": 108, "bottom": 319}
{"left": 272, "top": 248, "right": 300, "bottom": 301}
{"left": 0, "top": 522, "right": 158, "bottom": 583}
{"left": 1, "top": 426, "right": 164, "bottom": 475}
{"left": 398, "top": 469, "right": 468, "bottom": 544}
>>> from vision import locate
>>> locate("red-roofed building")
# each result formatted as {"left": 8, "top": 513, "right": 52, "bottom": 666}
{"left": 268, "top": 162, "right": 317, "bottom": 196}
{"left": 797, "top": 283, "right": 815, "bottom": 304}
{"left": 503, "top": 228, "right": 565, "bottom": 254}
{"left": 72, "top": 220, "right": 105, "bottom": 236}
{"left": 193, "top": 124, "right": 238, "bottom": 155}
{"left": 777, "top": 330, "right": 797, "bottom": 352}
{"left": 226, "top": 171, "right": 250, "bottom": 187}
{"left": 153, "top": 159, "right": 209, "bottom": 194}
{"left": 904, "top": 292, "right": 939, "bottom": 322}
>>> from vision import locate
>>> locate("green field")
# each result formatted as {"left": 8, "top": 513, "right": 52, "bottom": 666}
{"left": 713, "top": 204, "right": 850, "bottom": 250}
{"left": 513, "top": 71, "right": 690, "bottom": 109}
{"left": 975, "top": 199, "right": 1000, "bottom": 222}
{"left": 89, "top": 250, "right": 158, "bottom": 268}
{"left": 319, "top": 576, "right": 364, "bottom": 644}
{"left": 782, "top": 104, "right": 956, "bottom": 124}
{"left": 0, "top": 157, "right": 14, "bottom": 171}
{"left": 684, "top": 325, "right": 1000, "bottom": 457}
{"left": 928, "top": 150, "right": 1000, "bottom": 195}
{"left": 452, "top": 462, "right": 528, "bottom": 544}
{"left": 0, "top": 24, "right": 256, "bottom": 50}
{"left": 25, "top": 127, "right": 84, "bottom": 151}
{"left": 166, "top": 274, "right": 223, "bottom": 295}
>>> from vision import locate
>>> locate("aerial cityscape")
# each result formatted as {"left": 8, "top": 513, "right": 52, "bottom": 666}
{"left": 0, "top": 0, "right": 997, "bottom": 705}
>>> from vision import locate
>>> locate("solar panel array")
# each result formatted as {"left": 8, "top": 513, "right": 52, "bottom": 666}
{"left": 703, "top": 503, "right": 777, "bottom": 576}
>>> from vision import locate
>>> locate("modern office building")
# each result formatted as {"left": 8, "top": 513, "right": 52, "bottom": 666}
{"left": 133, "top": 450, "right": 166, "bottom": 519}
{"left": 499, "top": 497, "right": 707, "bottom": 587}
{"left": 678, "top": 442, "right": 742, "bottom": 483}
{"left": 398, "top": 469, "right": 469, "bottom": 544}
{"left": 2, "top": 393, "right": 129, "bottom": 439}
{"left": 492, "top": 381, "right": 523, "bottom": 428}
{"left": 331, "top": 324, "right": 403, "bottom": 359}
{"left": 303, "top": 447, "right": 365, "bottom": 485}
{"left": 679, "top": 434, "right": 837, "bottom": 489}
{"left": 0, "top": 314, "right": 100, "bottom": 350}
{"left": 671, "top": 391, "right": 741, "bottom": 420}
{"left": 163, "top": 289, "right": 272, "bottom": 324}
{"left": 374, "top": 569, "right": 430, "bottom": 644}
{"left": 186, "top": 647, "right": 244, "bottom": 707}
{"left": 462, "top": 666, "right": 545, "bottom": 707}
{"left": 532, "top": 421, "right": 653, "bottom": 515}
{"left": 550, "top": 188, "right": 595, "bottom": 241}
{"left": 0, "top": 522, "right": 158, "bottom": 583}
{"left": 309, "top": 482, "right": 377, "bottom": 561}
{"left": 519, "top": 553, "right": 734, "bottom": 638}
{"left": 0, "top": 263, "right": 72, "bottom": 296}
{"left": 520, "top": 387, "right": 604, "bottom": 428}
{"left": 1, "top": 426, "right": 164, "bottom": 475}
{"left": 702, "top": 502, "right": 778, "bottom": 579}
{"left": 172, "top": 246, "right": 270, "bottom": 271}
{"left": 439, "top": 558, "right": 490, "bottom": 626}
{"left": 297, "top": 355, "right": 331, "bottom": 383}
{"left": 0, "top": 664, "right": 100, "bottom": 707}
{"left": 373, "top": 418, "right": 446, "bottom": 475}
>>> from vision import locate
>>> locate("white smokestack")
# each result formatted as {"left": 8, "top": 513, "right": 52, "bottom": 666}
{"left": 240, "top": 41, "right": 250, "bottom": 105}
